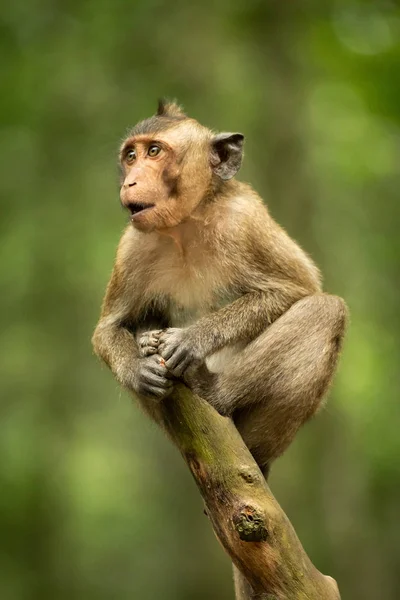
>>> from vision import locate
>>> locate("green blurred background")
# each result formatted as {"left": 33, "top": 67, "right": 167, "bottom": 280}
{"left": 1, "top": 1, "right": 400, "bottom": 598}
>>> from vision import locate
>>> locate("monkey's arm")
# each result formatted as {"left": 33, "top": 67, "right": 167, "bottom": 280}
{"left": 92, "top": 265, "right": 172, "bottom": 399}
{"left": 158, "top": 205, "right": 323, "bottom": 375}
{"left": 158, "top": 279, "right": 311, "bottom": 376}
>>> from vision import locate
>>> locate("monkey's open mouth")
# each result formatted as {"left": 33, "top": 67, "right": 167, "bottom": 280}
{"left": 127, "top": 202, "right": 155, "bottom": 217}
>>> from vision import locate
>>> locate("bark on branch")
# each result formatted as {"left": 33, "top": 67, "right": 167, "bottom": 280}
{"left": 156, "top": 383, "right": 340, "bottom": 600}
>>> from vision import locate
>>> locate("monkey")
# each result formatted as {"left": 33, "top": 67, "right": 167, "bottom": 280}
{"left": 92, "top": 99, "right": 348, "bottom": 476}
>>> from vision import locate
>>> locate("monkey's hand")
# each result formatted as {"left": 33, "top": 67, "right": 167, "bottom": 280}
{"left": 134, "top": 354, "right": 174, "bottom": 400}
{"left": 137, "top": 330, "right": 163, "bottom": 357}
{"left": 158, "top": 328, "right": 203, "bottom": 377}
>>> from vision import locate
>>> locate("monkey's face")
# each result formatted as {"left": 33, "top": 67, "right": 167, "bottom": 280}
{"left": 120, "top": 136, "right": 177, "bottom": 232}
{"left": 119, "top": 105, "right": 244, "bottom": 233}
{"left": 119, "top": 126, "right": 212, "bottom": 233}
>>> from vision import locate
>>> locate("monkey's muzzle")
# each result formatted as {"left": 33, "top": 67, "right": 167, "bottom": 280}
{"left": 126, "top": 202, "right": 155, "bottom": 217}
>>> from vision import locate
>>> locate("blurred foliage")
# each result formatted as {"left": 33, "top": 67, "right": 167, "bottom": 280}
{"left": 1, "top": 1, "right": 400, "bottom": 598}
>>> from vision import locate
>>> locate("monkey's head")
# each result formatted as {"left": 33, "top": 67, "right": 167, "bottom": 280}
{"left": 119, "top": 100, "right": 244, "bottom": 232}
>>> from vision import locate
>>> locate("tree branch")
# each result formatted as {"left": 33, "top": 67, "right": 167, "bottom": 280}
{"left": 156, "top": 384, "right": 341, "bottom": 600}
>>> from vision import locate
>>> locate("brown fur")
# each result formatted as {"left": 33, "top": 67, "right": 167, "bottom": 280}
{"left": 92, "top": 102, "right": 348, "bottom": 473}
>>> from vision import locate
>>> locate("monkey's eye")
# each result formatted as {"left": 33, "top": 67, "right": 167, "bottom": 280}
{"left": 125, "top": 148, "right": 136, "bottom": 163}
{"left": 148, "top": 145, "right": 161, "bottom": 157}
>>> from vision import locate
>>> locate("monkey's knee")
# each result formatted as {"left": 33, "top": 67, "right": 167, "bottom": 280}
{"left": 311, "top": 293, "right": 348, "bottom": 340}
{"left": 288, "top": 294, "right": 348, "bottom": 365}
{"left": 313, "top": 294, "right": 348, "bottom": 373}
{"left": 327, "top": 294, "right": 349, "bottom": 349}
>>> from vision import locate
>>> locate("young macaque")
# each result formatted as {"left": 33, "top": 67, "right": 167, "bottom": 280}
{"left": 92, "top": 100, "right": 348, "bottom": 474}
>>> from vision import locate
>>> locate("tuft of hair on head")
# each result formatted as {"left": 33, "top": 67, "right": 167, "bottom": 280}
{"left": 157, "top": 98, "right": 186, "bottom": 119}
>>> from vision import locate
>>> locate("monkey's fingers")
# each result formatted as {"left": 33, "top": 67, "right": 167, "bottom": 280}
{"left": 138, "top": 364, "right": 174, "bottom": 398}
{"left": 140, "top": 384, "right": 173, "bottom": 400}
{"left": 139, "top": 340, "right": 158, "bottom": 350}
{"left": 165, "top": 353, "right": 192, "bottom": 377}
{"left": 139, "top": 332, "right": 161, "bottom": 349}
{"left": 158, "top": 344, "right": 173, "bottom": 361}
{"left": 144, "top": 329, "right": 164, "bottom": 337}
{"left": 139, "top": 345, "right": 158, "bottom": 357}
{"left": 148, "top": 357, "right": 178, "bottom": 381}
{"left": 158, "top": 328, "right": 182, "bottom": 343}
{"left": 143, "top": 372, "right": 173, "bottom": 388}
{"left": 164, "top": 342, "right": 189, "bottom": 366}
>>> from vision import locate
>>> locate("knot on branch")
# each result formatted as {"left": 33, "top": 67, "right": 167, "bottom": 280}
{"left": 233, "top": 506, "right": 268, "bottom": 542}
{"left": 239, "top": 467, "right": 261, "bottom": 484}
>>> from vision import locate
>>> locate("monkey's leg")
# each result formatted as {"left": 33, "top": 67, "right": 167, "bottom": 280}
{"left": 193, "top": 294, "right": 347, "bottom": 471}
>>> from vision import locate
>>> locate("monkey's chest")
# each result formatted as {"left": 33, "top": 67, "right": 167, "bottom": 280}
{"left": 167, "top": 283, "right": 229, "bottom": 327}
{"left": 145, "top": 256, "right": 234, "bottom": 327}
{"left": 167, "top": 284, "right": 239, "bottom": 327}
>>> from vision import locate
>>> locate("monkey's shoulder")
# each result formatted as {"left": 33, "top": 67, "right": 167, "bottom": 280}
{"left": 216, "top": 185, "right": 269, "bottom": 229}
{"left": 219, "top": 187, "right": 321, "bottom": 283}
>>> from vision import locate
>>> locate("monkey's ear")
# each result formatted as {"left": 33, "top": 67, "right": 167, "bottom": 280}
{"left": 211, "top": 133, "right": 244, "bottom": 180}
